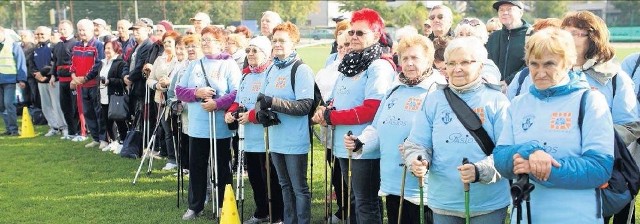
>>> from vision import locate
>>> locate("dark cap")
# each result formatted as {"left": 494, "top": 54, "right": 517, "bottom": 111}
{"left": 493, "top": 1, "right": 524, "bottom": 10}
{"left": 129, "top": 18, "right": 153, "bottom": 30}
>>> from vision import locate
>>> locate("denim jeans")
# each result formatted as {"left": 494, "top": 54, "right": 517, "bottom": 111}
{"left": 270, "top": 152, "right": 310, "bottom": 224}
{"left": 81, "top": 86, "right": 105, "bottom": 141}
{"left": 338, "top": 158, "right": 383, "bottom": 224}
{"left": 432, "top": 207, "right": 508, "bottom": 224}
{"left": 0, "top": 83, "right": 18, "bottom": 133}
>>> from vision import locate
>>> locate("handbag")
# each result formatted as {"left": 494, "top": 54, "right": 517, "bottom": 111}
{"left": 108, "top": 84, "right": 130, "bottom": 121}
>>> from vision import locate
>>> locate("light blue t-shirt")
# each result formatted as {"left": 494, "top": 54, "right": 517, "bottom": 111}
{"left": 331, "top": 59, "right": 395, "bottom": 159}
{"left": 235, "top": 68, "right": 269, "bottom": 152}
{"left": 178, "top": 57, "right": 241, "bottom": 139}
{"left": 406, "top": 84, "right": 511, "bottom": 213}
{"left": 584, "top": 70, "right": 639, "bottom": 125}
{"left": 497, "top": 89, "right": 614, "bottom": 223}
{"left": 261, "top": 61, "right": 315, "bottom": 154}
{"left": 620, "top": 53, "right": 640, "bottom": 114}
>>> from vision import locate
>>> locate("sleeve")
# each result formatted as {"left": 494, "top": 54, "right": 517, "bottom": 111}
{"left": 534, "top": 92, "right": 614, "bottom": 189}
{"left": 176, "top": 62, "right": 197, "bottom": 102}
{"left": 611, "top": 73, "right": 639, "bottom": 126}
{"left": 353, "top": 124, "right": 379, "bottom": 159}
{"left": 214, "top": 90, "right": 236, "bottom": 111}
{"left": 402, "top": 93, "right": 436, "bottom": 167}
{"left": 26, "top": 48, "right": 37, "bottom": 77}
{"left": 507, "top": 70, "right": 523, "bottom": 100}
{"left": 107, "top": 61, "right": 125, "bottom": 90}
{"left": 146, "top": 57, "right": 161, "bottom": 89}
{"left": 271, "top": 64, "right": 315, "bottom": 116}
{"left": 621, "top": 53, "right": 640, "bottom": 79}
{"left": 328, "top": 60, "right": 393, "bottom": 125}
{"left": 167, "top": 68, "right": 181, "bottom": 100}
{"left": 13, "top": 43, "right": 27, "bottom": 82}
{"left": 85, "top": 43, "right": 104, "bottom": 80}
{"left": 50, "top": 46, "right": 58, "bottom": 78}
{"left": 474, "top": 155, "right": 502, "bottom": 184}
{"left": 493, "top": 105, "right": 518, "bottom": 180}
{"left": 214, "top": 61, "right": 242, "bottom": 111}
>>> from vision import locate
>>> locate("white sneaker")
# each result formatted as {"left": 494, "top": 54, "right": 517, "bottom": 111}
{"left": 72, "top": 135, "right": 88, "bottom": 142}
{"left": 85, "top": 141, "right": 100, "bottom": 148}
{"left": 99, "top": 141, "right": 111, "bottom": 151}
{"left": 162, "top": 162, "right": 178, "bottom": 170}
{"left": 60, "top": 129, "right": 70, "bottom": 139}
{"left": 112, "top": 143, "right": 123, "bottom": 154}
{"left": 44, "top": 129, "right": 58, "bottom": 137}
{"left": 243, "top": 216, "right": 269, "bottom": 224}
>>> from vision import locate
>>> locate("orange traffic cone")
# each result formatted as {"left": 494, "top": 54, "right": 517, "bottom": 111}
{"left": 19, "top": 107, "right": 36, "bottom": 138}
{"left": 220, "top": 184, "right": 240, "bottom": 224}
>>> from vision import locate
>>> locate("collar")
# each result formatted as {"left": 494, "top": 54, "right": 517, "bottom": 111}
{"left": 529, "top": 70, "right": 589, "bottom": 100}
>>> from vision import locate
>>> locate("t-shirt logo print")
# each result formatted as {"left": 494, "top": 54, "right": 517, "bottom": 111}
{"left": 521, "top": 115, "right": 535, "bottom": 131}
{"left": 404, "top": 97, "right": 422, "bottom": 111}
{"left": 441, "top": 110, "right": 453, "bottom": 124}
{"left": 549, "top": 112, "right": 572, "bottom": 130}
{"left": 251, "top": 81, "right": 261, "bottom": 92}
{"left": 275, "top": 77, "right": 287, "bottom": 89}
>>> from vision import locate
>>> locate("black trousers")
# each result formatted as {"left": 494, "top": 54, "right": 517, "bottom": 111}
{"left": 100, "top": 104, "right": 127, "bottom": 142}
{"left": 59, "top": 82, "right": 78, "bottom": 135}
{"left": 188, "top": 137, "right": 233, "bottom": 213}
{"left": 386, "top": 194, "right": 433, "bottom": 224}
{"left": 326, "top": 148, "right": 347, "bottom": 219}
{"left": 245, "top": 151, "right": 284, "bottom": 221}
{"left": 604, "top": 201, "right": 636, "bottom": 224}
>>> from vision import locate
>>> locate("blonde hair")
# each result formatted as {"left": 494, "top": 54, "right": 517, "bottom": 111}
{"left": 227, "top": 33, "right": 248, "bottom": 49}
{"left": 334, "top": 20, "right": 351, "bottom": 38}
{"left": 397, "top": 34, "right": 435, "bottom": 66}
{"left": 525, "top": 27, "right": 577, "bottom": 68}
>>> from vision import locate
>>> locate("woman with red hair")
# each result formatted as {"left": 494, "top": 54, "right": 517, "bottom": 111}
{"left": 313, "top": 8, "right": 396, "bottom": 223}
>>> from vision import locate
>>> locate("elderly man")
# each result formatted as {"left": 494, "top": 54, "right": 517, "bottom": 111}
{"left": 51, "top": 20, "right": 79, "bottom": 140}
{"left": 19, "top": 30, "right": 39, "bottom": 108}
{"left": 422, "top": 19, "right": 432, "bottom": 37}
{"left": 486, "top": 0, "right": 530, "bottom": 84}
{"left": 0, "top": 26, "right": 27, "bottom": 136}
{"left": 190, "top": 12, "right": 210, "bottom": 35}
{"left": 93, "top": 18, "right": 111, "bottom": 42}
{"left": 70, "top": 19, "right": 105, "bottom": 148}
{"left": 116, "top": 20, "right": 136, "bottom": 62}
{"left": 29, "top": 26, "right": 67, "bottom": 137}
{"left": 260, "top": 11, "right": 283, "bottom": 37}
{"left": 427, "top": 5, "right": 454, "bottom": 41}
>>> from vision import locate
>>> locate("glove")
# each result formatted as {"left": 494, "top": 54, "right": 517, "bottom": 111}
{"left": 256, "top": 109, "right": 281, "bottom": 127}
{"left": 323, "top": 106, "right": 335, "bottom": 126}
{"left": 256, "top": 93, "right": 273, "bottom": 110}
{"left": 353, "top": 138, "right": 364, "bottom": 153}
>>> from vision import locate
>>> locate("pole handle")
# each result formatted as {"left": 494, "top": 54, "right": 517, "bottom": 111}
{"left": 462, "top": 158, "right": 470, "bottom": 191}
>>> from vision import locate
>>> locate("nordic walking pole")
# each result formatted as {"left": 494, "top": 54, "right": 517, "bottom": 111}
{"left": 235, "top": 108, "right": 246, "bottom": 221}
{"left": 417, "top": 155, "right": 425, "bottom": 224}
{"left": 345, "top": 131, "right": 358, "bottom": 224}
{"left": 397, "top": 163, "right": 407, "bottom": 224}
{"left": 324, "top": 126, "right": 329, "bottom": 223}
{"left": 462, "top": 158, "right": 470, "bottom": 224}
{"left": 264, "top": 123, "right": 273, "bottom": 224}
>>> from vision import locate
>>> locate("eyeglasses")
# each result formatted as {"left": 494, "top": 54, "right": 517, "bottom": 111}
{"left": 163, "top": 40, "right": 174, "bottom": 44}
{"left": 201, "top": 38, "right": 217, "bottom": 43}
{"left": 35, "top": 33, "right": 45, "bottom": 36}
{"left": 445, "top": 60, "right": 477, "bottom": 68}
{"left": 338, "top": 43, "right": 350, "bottom": 50}
{"left": 461, "top": 18, "right": 481, "bottom": 27}
{"left": 271, "top": 38, "right": 290, "bottom": 44}
{"left": 245, "top": 47, "right": 261, "bottom": 54}
{"left": 429, "top": 14, "right": 445, "bottom": 20}
{"left": 347, "top": 30, "right": 370, "bottom": 37}
{"left": 186, "top": 32, "right": 194, "bottom": 35}
{"left": 185, "top": 45, "right": 199, "bottom": 49}
{"left": 569, "top": 31, "right": 589, "bottom": 37}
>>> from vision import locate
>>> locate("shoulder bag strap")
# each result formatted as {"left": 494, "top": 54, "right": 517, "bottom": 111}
{"left": 443, "top": 87, "right": 495, "bottom": 156}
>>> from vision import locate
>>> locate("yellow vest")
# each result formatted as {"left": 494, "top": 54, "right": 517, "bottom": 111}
{"left": 0, "top": 39, "right": 18, "bottom": 75}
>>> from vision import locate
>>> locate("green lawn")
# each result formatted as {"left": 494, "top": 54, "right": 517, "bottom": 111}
{"left": 1, "top": 43, "right": 640, "bottom": 223}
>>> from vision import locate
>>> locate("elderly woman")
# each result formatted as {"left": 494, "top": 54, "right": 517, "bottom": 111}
{"left": 403, "top": 37, "right": 511, "bottom": 223}
{"left": 313, "top": 8, "right": 396, "bottom": 223}
{"left": 246, "top": 22, "right": 314, "bottom": 224}
{"left": 345, "top": 34, "right": 446, "bottom": 224}
{"left": 316, "top": 30, "right": 351, "bottom": 223}
{"left": 562, "top": 11, "right": 640, "bottom": 223}
{"left": 493, "top": 27, "right": 615, "bottom": 223}
{"left": 97, "top": 40, "right": 127, "bottom": 152}
{"left": 224, "top": 36, "right": 284, "bottom": 224}
{"left": 453, "top": 17, "right": 501, "bottom": 85}
{"left": 225, "top": 33, "right": 248, "bottom": 69}
{"left": 168, "top": 35, "right": 202, "bottom": 170}
{"left": 330, "top": 20, "right": 351, "bottom": 54}
{"left": 176, "top": 26, "right": 241, "bottom": 220}
{"left": 506, "top": 18, "right": 562, "bottom": 100}
{"left": 147, "top": 30, "right": 180, "bottom": 170}
{"left": 260, "top": 11, "right": 283, "bottom": 37}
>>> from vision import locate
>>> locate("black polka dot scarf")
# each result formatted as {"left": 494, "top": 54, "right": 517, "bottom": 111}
{"left": 338, "top": 43, "right": 382, "bottom": 77}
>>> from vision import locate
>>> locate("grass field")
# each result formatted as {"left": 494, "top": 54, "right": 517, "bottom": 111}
{"left": 1, "top": 43, "right": 640, "bottom": 223}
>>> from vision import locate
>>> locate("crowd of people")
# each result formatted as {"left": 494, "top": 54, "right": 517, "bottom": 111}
{"left": 2, "top": 0, "right": 640, "bottom": 223}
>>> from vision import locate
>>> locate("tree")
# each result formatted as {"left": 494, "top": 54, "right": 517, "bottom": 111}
{"left": 611, "top": 1, "right": 639, "bottom": 26}
{"left": 532, "top": 1, "right": 567, "bottom": 20}
{"left": 338, "top": 0, "right": 392, "bottom": 21}
{"left": 391, "top": 2, "right": 428, "bottom": 28}
{"left": 466, "top": 0, "right": 496, "bottom": 21}
{"left": 244, "top": 1, "right": 319, "bottom": 25}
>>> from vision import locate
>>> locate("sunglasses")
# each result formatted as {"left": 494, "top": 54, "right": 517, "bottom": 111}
{"left": 347, "top": 30, "right": 370, "bottom": 37}
{"left": 186, "top": 32, "right": 194, "bottom": 35}
{"left": 429, "top": 14, "right": 444, "bottom": 20}
{"left": 245, "top": 47, "right": 261, "bottom": 54}
{"left": 338, "top": 42, "right": 350, "bottom": 49}
{"left": 461, "top": 18, "right": 481, "bottom": 27}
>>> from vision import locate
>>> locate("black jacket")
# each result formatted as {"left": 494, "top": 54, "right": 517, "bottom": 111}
{"left": 486, "top": 20, "right": 530, "bottom": 84}
{"left": 97, "top": 56, "right": 127, "bottom": 96}
{"left": 51, "top": 37, "right": 78, "bottom": 81}
{"left": 123, "top": 38, "right": 153, "bottom": 98}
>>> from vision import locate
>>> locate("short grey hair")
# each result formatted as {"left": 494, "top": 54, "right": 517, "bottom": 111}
{"left": 262, "top": 11, "right": 283, "bottom": 24}
{"left": 395, "top": 25, "right": 418, "bottom": 42}
{"left": 454, "top": 18, "right": 488, "bottom": 44}
{"left": 444, "top": 37, "right": 487, "bottom": 62}
{"left": 77, "top": 19, "right": 94, "bottom": 29}
{"left": 36, "top": 26, "right": 52, "bottom": 34}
